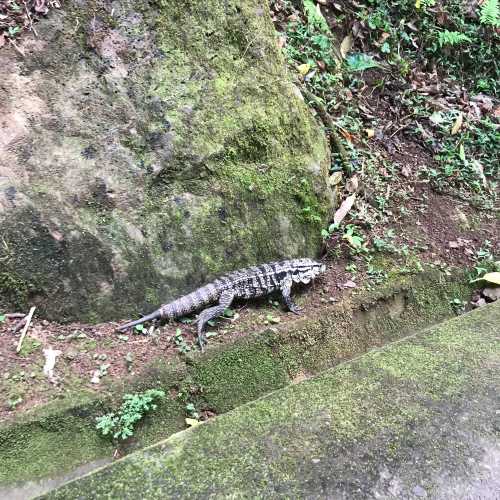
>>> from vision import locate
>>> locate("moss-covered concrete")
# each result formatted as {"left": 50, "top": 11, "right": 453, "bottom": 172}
{"left": 0, "top": 269, "right": 476, "bottom": 489}
{"left": 0, "top": 0, "right": 331, "bottom": 321}
{"left": 42, "top": 301, "right": 500, "bottom": 499}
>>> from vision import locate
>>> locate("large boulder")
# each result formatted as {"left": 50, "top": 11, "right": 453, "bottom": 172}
{"left": 0, "top": 0, "right": 332, "bottom": 321}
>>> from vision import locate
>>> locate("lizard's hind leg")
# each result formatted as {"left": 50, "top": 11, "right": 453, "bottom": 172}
{"left": 281, "top": 277, "right": 302, "bottom": 314}
{"left": 197, "top": 290, "right": 234, "bottom": 350}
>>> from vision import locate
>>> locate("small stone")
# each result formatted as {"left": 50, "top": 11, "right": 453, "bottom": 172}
{"left": 471, "top": 297, "right": 487, "bottom": 309}
{"left": 482, "top": 287, "right": 500, "bottom": 302}
{"left": 412, "top": 485, "right": 427, "bottom": 497}
{"left": 311, "top": 458, "right": 321, "bottom": 463}
{"left": 65, "top": 349, "right": 78, "bottom": 361}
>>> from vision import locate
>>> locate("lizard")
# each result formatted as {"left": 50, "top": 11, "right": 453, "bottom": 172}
{"left": 117, "top": 258, "right": 326, "bottom": 350}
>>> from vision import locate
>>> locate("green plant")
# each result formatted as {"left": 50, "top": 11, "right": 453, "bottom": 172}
{"left": 96, "top": 389, "right": 165, "bottom": 440}
{"left": 449, "top": 297, "right": 466, "bottom": 314}
{"left": 7, "top": 26, "right": 20, "bottom": 37}
{"left": 342, "top": 225, "right": 367, "bottom": 252}
{"left": 480, "top": 0, "right": 500, "bottom": 27}
{"left": 174, "top": 328, "right": 191, "bottom": 353}
{"left": 185, "top": 402, "right": 200, "bottom": 420}
{"left": 346, "top": 53, "right": 380, "bottom": 72}
{"left": 437, "top": 30, "right": 471, "bottom": 47}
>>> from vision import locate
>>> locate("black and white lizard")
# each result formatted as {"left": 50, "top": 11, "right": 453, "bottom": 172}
{"left": 117, "top": 258, "right": 326, "bottom": 349}
{"left": 118, "top": 258, "right": 325, "bottom": 348}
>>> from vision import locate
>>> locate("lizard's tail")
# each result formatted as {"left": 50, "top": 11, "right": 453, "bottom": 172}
{"left": 116, "top": 310, "right": 162, "bottom": 332}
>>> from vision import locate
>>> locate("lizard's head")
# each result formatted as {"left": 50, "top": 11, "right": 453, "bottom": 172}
{"left": 291, "top": 258, "right": 326, "bottom": 284}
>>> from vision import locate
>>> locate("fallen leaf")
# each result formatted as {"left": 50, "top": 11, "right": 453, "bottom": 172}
{"left": 377, "top": 32, "right": 390, "bottom": 45}
{"left": 340, "top": 35, "right": 353, "bottom": 59}
{"left": 471, "top": 272, "right": 500, "bottom": 285}
{"left": 365, "top": 128, "right": 375, "bottom": 138}
{"left": 448, "top": 241, "right": 459, "bottom": 249}
{"left": 91, "top": 370, "right": 101, "bottom": 384}
{"left": 185, "top": 418, "right": 201, "bottom": 427}
{"left": 450, "top": 112, "right": 463, "bottom": 135}
{"left": 471, "top": 160, "right": 488, "bottom": 188}
{"left": 429, "top": 111, "right": 445, "bottom": 125}
{"left": 459, "top": 144, "right": 466, "bottom": 163}
{"left": 401, "top": 165, "right": 411, "bottom": 178}
{"left": 342, "top": 280, "right": 357, "bottom": 288}
{"left": 43, "top": 347, "right": 62, "bottom": 384}
{"left": 329, "top": 171, "right": 343, "bottom": 186}
{"left": 333, "top": 194, "right": 356, "bottom": 225}
{"left": 346, "top": 175, "right": 359, "bottom": 193}
{"left": 339, "top": 129, "right": 354, "bottom": 142}
{"left": 297, "top": 63, "right": 311, "bottom": 76}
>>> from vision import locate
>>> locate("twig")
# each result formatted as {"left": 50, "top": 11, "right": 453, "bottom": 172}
{"left": 302, "top": 88, "right": 352, "bottom": 174}
{"left": 6, "top": 313, "right": 26, "bottom": 319}
{"left": 12, "top": 316, "right": 27, "bottom": 333}
{"left": 8, "top": 37, "right": 25, "bottom": 57}
{"left": 23, "top": 0, "right": 38, "bottom": 37}
{"left": 16, "top": 306, "right": 36, "bottom": 353}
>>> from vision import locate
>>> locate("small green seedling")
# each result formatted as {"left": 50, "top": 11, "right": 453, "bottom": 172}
{"left": 96, "top": 389, "right": 165, "bottom": 440}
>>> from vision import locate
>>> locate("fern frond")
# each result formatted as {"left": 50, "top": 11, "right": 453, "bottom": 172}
{"left": 437, "top": 30, "right": 472, "bottom": 47}
{"left": 480, "top": 0, "right": 500, "bottom": 27}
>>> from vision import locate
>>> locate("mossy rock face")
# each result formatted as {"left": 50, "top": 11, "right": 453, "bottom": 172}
{"left": 0, "top": 0, "right": 332, "bottom": 321}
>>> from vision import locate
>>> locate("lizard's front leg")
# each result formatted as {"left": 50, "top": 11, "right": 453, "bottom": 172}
{"left": 281, "top": 277, "right": 302, "bottom": 314}
{"left": 197, "top": 290, "right": 234, "bottom": 350}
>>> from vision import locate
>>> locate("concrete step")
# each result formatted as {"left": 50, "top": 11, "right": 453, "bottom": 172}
{"left": 42, "top": 301, "right": 500, "bottom": 499}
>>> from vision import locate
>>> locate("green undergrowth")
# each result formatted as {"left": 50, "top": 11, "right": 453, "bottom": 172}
{"left": 0, "top": 267, "right": 474, "bottom": 486}
{"left": 273, "top": 0, "right": 498, "bottom": 225}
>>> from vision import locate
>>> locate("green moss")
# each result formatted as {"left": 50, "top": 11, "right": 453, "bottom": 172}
{"left": 18, "top": 337, "right": 42, "bottom": 357}
{"left": 42, "top": 303, "right": 500, "bottom": 498}
{"left": 190, "top": 336, "right": 289, "bottom": 413}
{"left": 0, "top": 271, "right": 34, "bottom": 311}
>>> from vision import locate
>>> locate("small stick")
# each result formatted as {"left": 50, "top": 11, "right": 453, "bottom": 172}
{"left": 6, "top": 313, "right": 26, "bottom": 319}
{"left": 12, "top": 317, "right": 27, "bottom": 333}
{"left": 16, "top": 306, "right": 36, "bottom": 353}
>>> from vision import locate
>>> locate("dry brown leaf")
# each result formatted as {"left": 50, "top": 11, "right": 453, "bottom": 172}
{"left": 329, "top": 171, "right": 343, "bottom": 186}
{"left": 339, "top": 129, "right": 354, "bottom": 142}
{"left": 377, "top": 32, "right": 390, "bottom": 45}
{"left": 401, "top": 165, "right": 411, "bottom": 178}
{"left": 342, "top": 280, "right": 357, "bottom": 288}
{"left": 333, "top": 193, "right": 356, "bottom": 225}
{"left": 346, "top": 175, "right": 359, "bottom": 193}
{"left": 340, "top": 35, "right": 353, "bottom": 59}
{"left": 450, "top": 112, "right": 463, "bottom": 135}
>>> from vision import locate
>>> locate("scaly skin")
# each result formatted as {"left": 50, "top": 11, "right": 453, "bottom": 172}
{"left": 117, "top": 258, "right": 326, "bottom": 349}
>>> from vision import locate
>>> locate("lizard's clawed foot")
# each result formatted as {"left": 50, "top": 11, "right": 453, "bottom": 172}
{"left": 197, "top": 332, "right": 207, "bottom": 352}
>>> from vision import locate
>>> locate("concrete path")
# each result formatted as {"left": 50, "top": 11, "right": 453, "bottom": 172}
{"left": 43, "top": 302, "right": 500, "bottom": 499}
